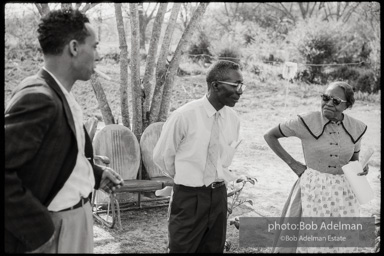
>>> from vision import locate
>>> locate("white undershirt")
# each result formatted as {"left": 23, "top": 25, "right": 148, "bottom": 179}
{"left": 43, "top": 67, "right": 95, "bottom": 211}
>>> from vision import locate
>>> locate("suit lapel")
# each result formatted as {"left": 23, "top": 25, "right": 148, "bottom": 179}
{"left": 37, "top": 69, "right": 76, "bottom": 137}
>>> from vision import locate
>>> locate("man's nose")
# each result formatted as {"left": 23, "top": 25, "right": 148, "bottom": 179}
{"left": 95, "top": 51, "right": 101, "bottom": 61}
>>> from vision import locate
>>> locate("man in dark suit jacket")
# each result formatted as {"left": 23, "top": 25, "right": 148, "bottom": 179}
{"left": 5, "top": 8, "right": 123, "bottom": 253}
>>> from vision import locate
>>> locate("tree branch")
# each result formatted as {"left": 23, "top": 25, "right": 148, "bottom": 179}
{"left": 81, "top": 3, "right": 99, "bottom": 13}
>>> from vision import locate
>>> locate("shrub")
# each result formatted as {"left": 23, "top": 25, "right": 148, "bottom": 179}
{"left": 288, "top": 17, "right": 345, "bottom": 84}
{"left": 188, "top": 31, "right": 212, "bottom": 64}
{"left": 297, "top": 33, "right": 337, "bottom": 83}
{"left": 217, "top": 46, "right": 242, "bottom": 65}
{"left": 354, "top": 70, "right": 376, "bottom": 94}
{"left": 354, "top": 91, "right": 380, "bottom": 103}
{"left": 327, "top": 66, "right": 361, "bottom": 83}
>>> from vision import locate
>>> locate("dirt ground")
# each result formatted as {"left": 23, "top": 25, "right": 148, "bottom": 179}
{"left": 92, "top": 74, "right": 381, "bottom": 253}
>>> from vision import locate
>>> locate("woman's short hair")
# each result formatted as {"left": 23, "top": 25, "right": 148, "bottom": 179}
{"left": 206, "top": 60, "right": 241, "bottom": 86}
{"left": 329, "top": 81, "right": 355, "bottom": 108}
{"left": 37, "top": 8, "right": 90, "bottom": 56}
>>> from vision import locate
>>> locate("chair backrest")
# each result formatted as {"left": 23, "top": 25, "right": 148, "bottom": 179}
{"left": 140, "top": 122, "right": 164, "bottom": 178}
{"left": 93, "top": 124, "right": 141, "bottom": 180}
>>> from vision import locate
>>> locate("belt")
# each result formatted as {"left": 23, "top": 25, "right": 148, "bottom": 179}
{"left": 57, "top": 197, "right": 89, "bottom": 212}
{"left": 175, "top": 181, "right": 226, "bottom": 191}
{"left": 209, "top": 181, "right": 226, "bottom": 189}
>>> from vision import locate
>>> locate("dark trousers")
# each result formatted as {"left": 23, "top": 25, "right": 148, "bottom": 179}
{"left": 168, "top": 184, "right": 227, "bottom": 253}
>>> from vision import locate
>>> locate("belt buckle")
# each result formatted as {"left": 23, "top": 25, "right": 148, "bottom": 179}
{"left": 211, "top": 182, "right": 222, "bottom": 189}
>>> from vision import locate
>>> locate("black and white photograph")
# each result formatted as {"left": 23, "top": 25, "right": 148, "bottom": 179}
{"left": 4, "top": 2, "right": 380, "bottom": 253}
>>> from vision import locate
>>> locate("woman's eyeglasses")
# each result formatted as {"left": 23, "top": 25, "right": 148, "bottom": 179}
{"left": 321, "top": 94, "right": 347, "bottom": 106}
{"left": 217, "top": 81, "right": 246, "bottom": 93}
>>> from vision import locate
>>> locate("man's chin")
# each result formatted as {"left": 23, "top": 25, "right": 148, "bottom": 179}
{"left": 227, "top": 102, "right": 237, "bottom": 107}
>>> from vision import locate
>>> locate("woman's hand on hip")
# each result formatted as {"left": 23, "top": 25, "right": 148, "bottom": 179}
{"left": 288, "top": 160, "right": 307, "bottom": 177}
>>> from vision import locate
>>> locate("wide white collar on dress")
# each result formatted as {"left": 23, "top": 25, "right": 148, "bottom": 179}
{"left": 297, "top": 111, "right": 367, "bottom": 144}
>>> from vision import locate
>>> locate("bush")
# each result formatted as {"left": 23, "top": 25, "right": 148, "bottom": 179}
{"left": 188, "top": 31, "right": 212, "bottom": 64}
{"left": 217, "top": 46, "right": 242, "bottom": 65}
{"left": 354, "top": 70, "right": 377, "bottom": 94}
{"left": 327, "top": 66, "right": 361, "bottom": 83}
{"left": 297, "top": 33, "right": 337, "bottom": 83}
{"left": 288, "top": 17, "right": 346, "bottom": 84}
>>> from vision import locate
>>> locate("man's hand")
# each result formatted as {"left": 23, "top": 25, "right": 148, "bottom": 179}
{"left": 100, "top": 167, "right": 124, "bottom": 194}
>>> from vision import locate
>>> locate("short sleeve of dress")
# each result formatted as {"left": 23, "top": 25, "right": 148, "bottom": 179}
{"left": 279, "top": 115, "right": 304, "bottom": 138}
{"left": 353, "top": 137, "right": 362, "bottom": 153}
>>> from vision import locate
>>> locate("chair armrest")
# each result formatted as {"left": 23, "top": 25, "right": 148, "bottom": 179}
{"left": 94, "top": 155, "right": 110, "bottom": 165}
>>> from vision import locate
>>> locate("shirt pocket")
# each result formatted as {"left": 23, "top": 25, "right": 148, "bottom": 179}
{"left": 221, "top": 143, "right": 236, "bottom": 168}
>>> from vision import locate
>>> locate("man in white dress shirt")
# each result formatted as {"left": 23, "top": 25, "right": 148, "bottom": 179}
{"left": 153, "top": 60, "right": 244, "bottom": 253}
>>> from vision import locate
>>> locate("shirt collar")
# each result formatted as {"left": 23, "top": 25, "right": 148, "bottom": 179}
{"left": 42, "top": 67, "right": 71, "bottom": 97}
{"left": 298, "top": 111, "right": 367, "bottom": 143}
{"left": 202, "top": 95, "right": 225, "bottom": 119}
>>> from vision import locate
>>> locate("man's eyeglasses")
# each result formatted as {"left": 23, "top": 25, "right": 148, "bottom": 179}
{"left": 321, "top": 94, "right": 347, "bottom": 106}
{"left": 217, "top": 81, "right": 246, "bottom": 93}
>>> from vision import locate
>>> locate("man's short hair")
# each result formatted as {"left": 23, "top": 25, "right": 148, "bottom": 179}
{"left": 37, "top": 8, "right": 90, "bottom": 55}
{"left": 206, "top": 60, "right": 241, "bottom": 85}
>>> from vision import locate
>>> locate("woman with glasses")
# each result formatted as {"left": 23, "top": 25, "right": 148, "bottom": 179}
{"left": 264, "top": 81, "right": 368, "bottom": 253}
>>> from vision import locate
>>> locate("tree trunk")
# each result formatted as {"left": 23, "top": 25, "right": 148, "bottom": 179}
{"left": 138, "top": 3, "right": 146, "bottom": 51}
{"left": 35, "top": 3, "right": 50, "bottom": 17}
{"left": 97, "top": 8, "right": 102, "bottom": 42}
{"left": 91, "top": 74, "right": 115, "bottom": 125}
{"left": 81, "top": 3, "right": 99, "bottom": 13}
{"left": 142, "top": 3, "right": 168, "bottom": 130}
{"left": 158, "top": 3, "right": 209, "bottom": 121}
{"left": 115, "top": 3, "right": 131, "bottom": 129}
{"left": 149, "top": 3, "right": 182, "bottom": 124}
{"left": 129, "top": 3, "right": 144, "bottom": 140}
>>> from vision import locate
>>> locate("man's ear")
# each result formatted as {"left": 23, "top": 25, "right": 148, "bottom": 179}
{"left": 68, "top": 40, "right": 79, "bottom": 57}
{"left": 211, "top": 81, "right": 218, "bottom": 91}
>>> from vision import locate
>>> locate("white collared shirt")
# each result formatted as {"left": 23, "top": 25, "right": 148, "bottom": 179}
{"left": 153, "top": 95, "right": 241, "bottom": 187}
{"left": 43, "top": 67, "right": 95, "bottom": 211}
